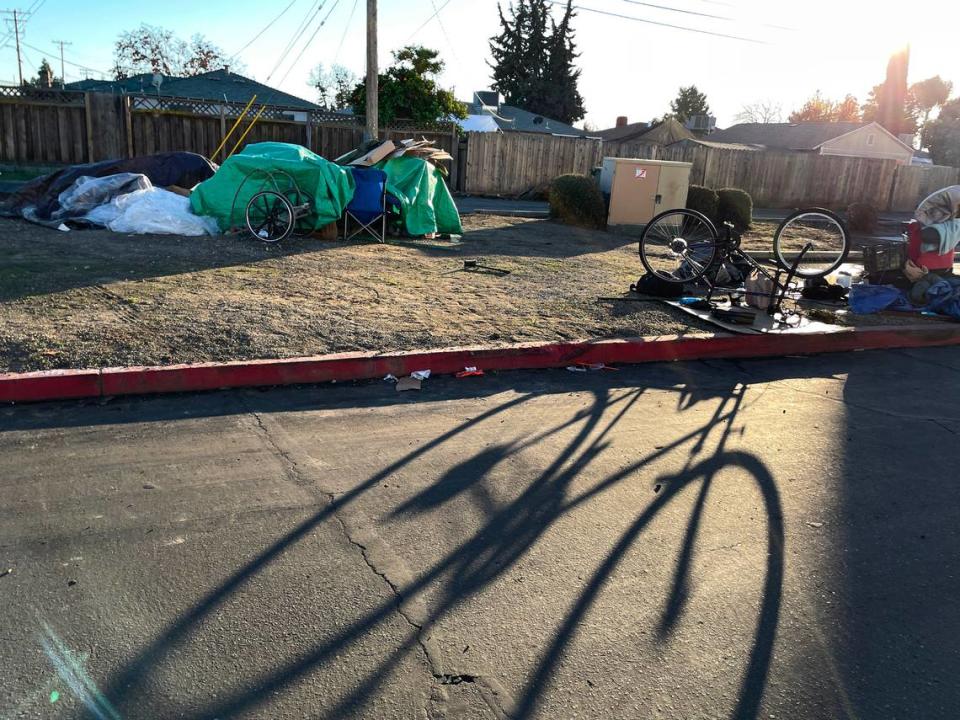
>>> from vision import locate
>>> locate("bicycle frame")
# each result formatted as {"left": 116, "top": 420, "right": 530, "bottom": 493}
{"left": 693, "top": 222, "right": 813, "bottom": 322}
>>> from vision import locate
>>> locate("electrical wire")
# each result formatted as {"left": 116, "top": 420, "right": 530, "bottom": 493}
{"left": 405, "top": 0, "right": 456, "bottom": 41}
{"left": 548, "top": 1, "right": 766, "bottom": 43}
{"left": 332, "top": 0, "right": 358, "bottom": 65}
{"left": 229, "top": 0, "right": 298, "bottom": 60}
{"left": 276, "top": 0, "right": 342, "bottom": 87}
{"left": 266, "top": 0, "right": 327, "bottom": 82}
{"left": 428, "top": 0, "right": 460, "bottom": 66}
{"left": 19, "top": 39, "right": 109, "bottom": 76}
{"left": 620, "top": 0, "right": 732, "bottom": 21}
{"left": 0, "top": 0, "right": 46, "bottom": 53}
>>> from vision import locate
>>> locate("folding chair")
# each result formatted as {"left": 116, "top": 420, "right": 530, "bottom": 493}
{"left": 344, "top": 167, "right": 390, "bottom": 242}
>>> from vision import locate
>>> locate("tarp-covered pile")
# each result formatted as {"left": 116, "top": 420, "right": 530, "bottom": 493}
{"left": 0, "top": 152, "right": 217, "bottom": 229}
{"left": 189, "top": 142, "right": 354, "bottom": 232}
{"left": 1, "top": 140, "right": 462, "bottom": 238}
{"left": 189, "top": 141, "right": 462, "bottom": 237}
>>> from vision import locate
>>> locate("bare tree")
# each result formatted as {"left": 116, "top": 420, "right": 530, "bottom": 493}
{"left": 734, "top": 100, "right": 782, "bottom": 124}
{"left": 114, "top": 24, "right": 231, "bottom": 78}
{"left": 308, "top": 63, "right": 359, "bottom": 111}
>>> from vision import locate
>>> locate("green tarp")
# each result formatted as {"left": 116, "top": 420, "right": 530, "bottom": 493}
{"left": 190, "top": 142, "right": 462, "bottom": 237}
{"left": 190, "top": 142, "right": 355, "bottom": 231}
{"left": 378, "top": 156, "right": 463, "bottom": 236}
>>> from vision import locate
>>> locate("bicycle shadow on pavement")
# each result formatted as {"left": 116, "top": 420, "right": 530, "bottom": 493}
{"left": 86, "top": 360, "right": 789, "bottom": 720}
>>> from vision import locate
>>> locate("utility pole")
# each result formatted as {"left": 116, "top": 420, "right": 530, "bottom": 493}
{"left": 1, "top": 9, "right": 24, "bottom": 86}
{"left": 365, "top": 0, "right": 378, "bottom": 141}
{"left": 53, "top": 39, "right": 71, "bottom": 88}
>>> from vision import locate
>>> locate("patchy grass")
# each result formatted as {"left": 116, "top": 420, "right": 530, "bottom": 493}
{"left": 0, "top": 214, "right": 715, "bottom": 372}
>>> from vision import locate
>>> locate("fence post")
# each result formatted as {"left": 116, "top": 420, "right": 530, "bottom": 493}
{"left": 219, "top": 105, "right": 227, "bottom": 159}
{"left": 449, "top": 125, "right": 458, "bottom": 189}
{"left": 124, "top": 95, "right": 133, "bottom": 158}
{"left": 83, "top": 91, "right": 95, "bottom": 162}
{"left": 305, "top": 113, "right": 313, "bottom": 152}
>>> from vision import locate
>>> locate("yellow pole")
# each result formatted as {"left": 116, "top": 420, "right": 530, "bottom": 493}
{"left": 228, "top": 105, "right": 267, "bottom": 158}
{"left": 212, "top": 94, "right": 257, "bottom": 161}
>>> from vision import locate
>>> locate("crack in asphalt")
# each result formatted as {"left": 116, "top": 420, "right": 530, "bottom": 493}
{"left": 246, "top": 409, "right": 511, "bottom": 719}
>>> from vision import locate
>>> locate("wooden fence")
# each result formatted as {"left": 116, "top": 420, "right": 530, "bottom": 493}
{"left": 3, "top": 86, "right": 959, "bottom": 212}
{"left": 0, "top": 86, "right": 457, "bottom": 172}
{"left": 460, "top": 130, "right": 959, "bottom": 212}
{"left": 462, "top": 131, "right": 603, "bottom": 195}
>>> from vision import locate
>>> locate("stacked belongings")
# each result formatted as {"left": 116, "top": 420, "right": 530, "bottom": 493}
{"left": 0, "top": 152, "right": 220, "bottom": 234}
{"left": 335, "top": 138, "right": 462, "bottom": 238}
{"left": 849, "top": 185, "right": 960, "bottom": 320}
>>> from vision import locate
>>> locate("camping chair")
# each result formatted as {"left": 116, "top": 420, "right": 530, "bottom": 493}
{"left": 344, "top": 167, "right": 391, "bottom": 242}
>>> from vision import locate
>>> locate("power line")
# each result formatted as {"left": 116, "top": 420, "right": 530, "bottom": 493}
{"left": 549, "top": 1, "right": 766, "bottom": 43}
{"left": 332, "top": 0, "right": 358, "bottom": 65}
{"left": 19, "top": 39, "right": 109, "bottom": 76}
{"left": 620, "top": 0, "right": 732, "bottom": 21}
{"left": 52, "top": 39, "right": 71, "bottom": 86}
{"left": 428, "top": 0, "right": 460, "bottom": 67}
{"left": 267, "top": 0, "right": 326, "bottom": 82}
{"left": 0, "top": 0, "right": 42, "bottom": 47}
{"left": 230, "top": 0, "right": 299, "bottom": 60}
{"left": 405, "top": 0, "right": 456, "bottom": 41}
{"left": 277, "top": 0, "right": 342, "bottom": 86}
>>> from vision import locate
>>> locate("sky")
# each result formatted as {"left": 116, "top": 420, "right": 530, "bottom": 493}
{"left": 1, "top": 0, "right": 957, "bottom": 130}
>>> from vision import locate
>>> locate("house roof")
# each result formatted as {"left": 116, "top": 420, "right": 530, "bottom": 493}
{"left": 640, "top": 118, "right": 695, "bottom": 145}
{"left": 65, "top": 69, "right": 319, "bottom": 110}
{"left": 597, "top": 117, "right": 694, "bottom": 145}
{"left": 707, "top": 122, "right": 870, "bottom": 150}
{"left": 461, "top": 99, "right": 591, "bottom": 137}
{"left": 596, "top": 120, "right": 651, "bottom": 142}
{"left": 670, "top": 138, "right": 762, "bottom": 152}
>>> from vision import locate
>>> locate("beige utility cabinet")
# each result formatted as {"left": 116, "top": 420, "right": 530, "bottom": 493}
{"left": 600, "top": 157, "right": 692, "bottom": 227}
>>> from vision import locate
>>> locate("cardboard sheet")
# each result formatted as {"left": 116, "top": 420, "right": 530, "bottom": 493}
{"left": 662, "top": 298, "right": 846, "bottom": 335}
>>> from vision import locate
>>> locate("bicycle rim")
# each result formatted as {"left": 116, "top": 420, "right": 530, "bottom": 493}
{"left": 641, "top": 210, "right": 718, "bottom": 283}
{"left": 774, "top": 211, "right": 848, "bottom": 278}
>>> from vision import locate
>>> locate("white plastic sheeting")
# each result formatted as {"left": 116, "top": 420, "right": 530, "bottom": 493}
{"left": 457, "top": 114, "right": 500, "bottom": 133}
{"left": 58, "top": 174, "right": 152, "bottom": 214}
{"left": 86, "top": 188, "right": 220, "bottom": 236}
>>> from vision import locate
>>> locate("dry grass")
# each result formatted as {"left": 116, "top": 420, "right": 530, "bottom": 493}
{"left": 0, "top": 214, "right": 713, "bottom": 372}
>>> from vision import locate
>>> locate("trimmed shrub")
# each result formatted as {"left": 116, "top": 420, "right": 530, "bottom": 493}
{"left": 846, "top": 202, "right": 878, "bottom": 233}
{"left": 549, "top": 174, "right": 606, "bottom": 229}
{"left": 716, "top": 188, "right": 753, "bottom": 230}
{"left": 686, "top": 185, "right": 719, "bottom": 220}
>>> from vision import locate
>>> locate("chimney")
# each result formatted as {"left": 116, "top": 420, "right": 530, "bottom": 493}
{"left": 616, "top": 116, "right": 628, "bottom": 128}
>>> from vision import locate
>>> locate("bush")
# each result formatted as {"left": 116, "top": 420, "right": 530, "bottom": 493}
{"left": 549, "top": 174, "right": 606, "bottom": 229}
{"left": 716, "top": 188, "right": 753, "bottom": 230}
{"left": 686, "top": 185, "right": 719, "bottom": 220}
{"left": 846, "top": 202, "right": 878, "bottom": 233}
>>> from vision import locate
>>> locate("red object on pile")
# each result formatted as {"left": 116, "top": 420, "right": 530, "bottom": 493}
{"left": 906, "top": 220, "right": 955, "bottom": 271}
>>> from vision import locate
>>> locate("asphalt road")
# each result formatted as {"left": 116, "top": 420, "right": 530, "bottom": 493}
{"left": 2, "top": 349, "right": 960, "bottom": 719}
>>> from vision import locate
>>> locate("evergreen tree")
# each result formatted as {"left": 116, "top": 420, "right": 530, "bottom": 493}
{"left": 489, "top": 0, "right": 585, "bottom": 124}
{"left": 668, "top": 85, "right": 710, "bottom": 124}
{"left": 348, "top": 46, "right": 465, "bottom": 125}
{"left": 544, "top": 2, "right": 584, "bottom": 124}
{"left": 28, "top": 58, "right": 60, "bottom": 88}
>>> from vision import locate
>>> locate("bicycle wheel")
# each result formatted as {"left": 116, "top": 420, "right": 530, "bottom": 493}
{"left": 246, "top": 191, "right": 294, "bottom": 243}
{"left": 639, "top": 209, "right": 719, "bottom": 284}
{"left": 773, "top": 208, "right": 849, "bottom": 278}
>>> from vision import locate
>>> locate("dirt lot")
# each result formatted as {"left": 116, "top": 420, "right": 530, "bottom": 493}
{"left": 0, "top": 214, "right": 727, "bottom": 372}
{"left": 2, "top": 213, "right": 949, "bottom": 374}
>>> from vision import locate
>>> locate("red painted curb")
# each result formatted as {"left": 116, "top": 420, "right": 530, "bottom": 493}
{"left": 0, "top": 368, "right": 102, "bottom": 403}
{"left": 3, "top": 325, "right": 960, "bottom": 404}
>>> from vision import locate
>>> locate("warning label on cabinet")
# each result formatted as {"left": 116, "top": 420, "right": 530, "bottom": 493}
{"left": 634, "top": 168, "right": 647, "bottom": 178}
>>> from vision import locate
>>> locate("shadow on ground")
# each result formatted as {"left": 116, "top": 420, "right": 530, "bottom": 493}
{"left": 6, "top": 351, "right": 960, "bottom": 718}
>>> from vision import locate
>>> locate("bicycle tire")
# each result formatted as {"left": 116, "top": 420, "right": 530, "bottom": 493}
{"left": 246, "top": 190, "right": 294, "bottom": 243}
{"left": 772, "top": 207, "right": 850, "bottom": 279}
{"left": 639, "top": 209, "right": 720, "bottom": 284}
